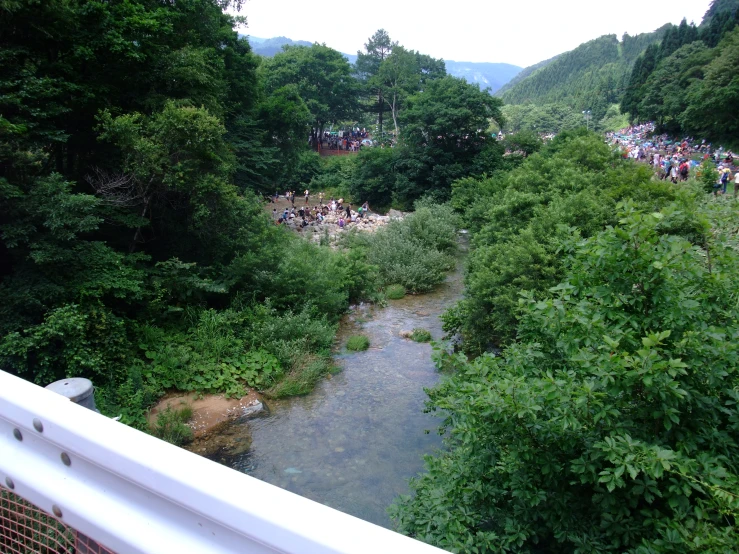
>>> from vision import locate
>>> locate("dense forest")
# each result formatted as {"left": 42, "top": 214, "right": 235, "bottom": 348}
{"left": 622, "top": 1, "right": 739, "bottom": 144}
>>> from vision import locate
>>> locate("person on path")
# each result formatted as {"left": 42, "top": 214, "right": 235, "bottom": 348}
{"left": 734, "top": 170, "right": 739, "bottom": 197}
{"left": 304, "top": 189, "right": 310, "bottom": 204}
{"left": 346, "top": 204, "right": 351, "bottom": 219}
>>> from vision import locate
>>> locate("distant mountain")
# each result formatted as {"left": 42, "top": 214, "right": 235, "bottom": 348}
{"left": 498, "top": 27, "right": 668, "bottom": 118}
{"left": 444, "top": 61, "right": 522, "bottom": 93}
{"left": 244, "top": 36, "right": 313, "bottom": 57}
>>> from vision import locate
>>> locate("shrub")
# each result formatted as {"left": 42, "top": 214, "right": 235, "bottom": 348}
{"left": 369, "top": 220, "right": 456, "bottom": 293}
{"left": 391, "top": 202, "right": 739, "bottom": 552}
{"left": 385, "top": 284, "right": 406, "bottom": 299}
{"left": 346, "top": 335, "right": 370, "bottom": 351}
{"left": 152, "top": 404, "right": 193, "bottom": 446}
{"left": 410, "top": 328, "right": 432, "bottom": 342}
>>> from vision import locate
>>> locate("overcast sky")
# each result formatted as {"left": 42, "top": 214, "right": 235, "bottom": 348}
{"left": 230, "top": 0, "right": 713, "bottom": 67}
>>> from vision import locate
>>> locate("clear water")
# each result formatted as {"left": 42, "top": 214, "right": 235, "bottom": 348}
{"left": 213, "top": 247, "right": 466, "bottom": 528}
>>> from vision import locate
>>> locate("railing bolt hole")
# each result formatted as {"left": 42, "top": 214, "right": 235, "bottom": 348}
{"left": 5, "top": 477, "right": 14, "bottom": 489}
{"left": 61, "top": 452, "right": 71, "bottom": 466}
{"left": 33, "top": 418, "right": 43, "bottom": 433}
{"left": 52, "top": 505, "right": 63, "bottom": 518}
{"left": 12, "top": 428, "right": 22, "bottom": 441}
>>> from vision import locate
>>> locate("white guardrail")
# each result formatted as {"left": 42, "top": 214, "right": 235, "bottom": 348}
{"left": 0, "top": 370, "right": 448, "bottom": 554}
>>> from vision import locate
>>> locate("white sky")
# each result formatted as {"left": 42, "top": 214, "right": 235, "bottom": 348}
{"left": 230, "top": 0, "right": 712, "bottom": 67}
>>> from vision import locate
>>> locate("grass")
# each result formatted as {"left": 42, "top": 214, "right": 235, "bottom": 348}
{"left": 153, "top": 403, "right": 193, "bottom": 446}
{"left": 410, "top": 328, "right": 433, "bottom": 343}
{"left": 346, "top": 335, "right": 370, "bottom": 351}
{"left": 386, "top": 284, "right": 406, "bottom": 300}
{"left": 266, "top": 355, "right": 334, "bottom": 398}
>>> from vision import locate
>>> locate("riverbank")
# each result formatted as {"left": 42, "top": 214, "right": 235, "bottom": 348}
{"left": 193, "top": 237, "right": 467, "bottom": 527}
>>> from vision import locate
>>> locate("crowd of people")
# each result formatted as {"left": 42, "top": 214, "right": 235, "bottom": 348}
{"left": 270, "top": 189, "right": 371, "bottom": 230}
{"left": 608, "top": 123, "right": 738, "bottom": 196}
{"left": 320, "top": 129, "right": 370, "bottom": 151}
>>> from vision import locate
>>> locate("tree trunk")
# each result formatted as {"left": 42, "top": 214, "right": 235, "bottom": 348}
{"left": 378, "top": 90, "right": 384, "bottom": 136}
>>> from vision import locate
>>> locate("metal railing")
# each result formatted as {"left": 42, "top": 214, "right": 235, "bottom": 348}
{"left": 0, "top": 370, "right": 447, "bottom": 553}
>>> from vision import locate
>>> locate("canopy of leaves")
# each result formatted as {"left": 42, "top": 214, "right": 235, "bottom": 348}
{"left": 393, "top": 192, "right": 739, "bottom": 553}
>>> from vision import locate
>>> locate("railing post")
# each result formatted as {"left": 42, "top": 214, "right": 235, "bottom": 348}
{"left": 45, "top": 377, "right": 98, "bottom": 412}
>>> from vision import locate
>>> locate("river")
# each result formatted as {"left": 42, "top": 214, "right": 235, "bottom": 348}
{"left": 208, "top": 242, "right": 466, "bottom": 528}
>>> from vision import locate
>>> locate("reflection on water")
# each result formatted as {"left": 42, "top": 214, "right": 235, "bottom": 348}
{"left": 215, "top": 244, "right": 466, "bottom": 528}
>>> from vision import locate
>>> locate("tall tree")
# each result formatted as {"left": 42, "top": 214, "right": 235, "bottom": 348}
{"left": 374, "top": 46, "right": 420, "bottom": 137}
{"left": 261, "top": 44, "right": 360, "bottom": 149}
{"left": 355, "top": 29, "right": 396, "bottom": 136}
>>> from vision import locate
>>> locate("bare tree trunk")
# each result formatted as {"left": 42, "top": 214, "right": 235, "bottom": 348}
{"left": 378, "top": 90, "right": 384, "bottom": 136}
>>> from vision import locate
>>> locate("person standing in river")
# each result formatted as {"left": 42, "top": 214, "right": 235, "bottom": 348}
{"left": 346, "top": 204, "right": 351, "bottom": 219}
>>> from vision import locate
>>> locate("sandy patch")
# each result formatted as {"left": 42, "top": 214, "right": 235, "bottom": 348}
{"left": 149, "top": 390, "right": 262, "bottom": 438}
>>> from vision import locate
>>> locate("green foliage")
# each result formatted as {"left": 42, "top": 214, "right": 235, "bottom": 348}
{"left": 410, "top": 328, "right": 432, "bottom": 343}
{"left": 385, "top": 284, "right": 406, "bottom": 300}
{"left": 698, "top": 159, "right": 720, "bottom": 192}
{"left": 598, "top": 103, "right": 631, "bottom": 132}
{"left": 309, "top": 155, "right": 355, "bottom": 199}
{"left": 261, "top": 43, "right": 360, "bottom": 145}
{"left": 502, "top": 30, "right": 667, "bottom": 121}
{"left": 501, "top": 103, "right": 583, "bottom": 134}
{"left": 450, "top": 131, "right": 676, "bottom": 354}
{"left": 624, "top": 15, "right": 739, "bottom": 144}
{"left": 153, "top": 403, "right": 193, "bottom": 446}
{"left": 346, "top": 335, "right": 370, "bottom": 352}
{"left": 266, "top": 354, "right": 335, "bottom": 398}
{"left": 362, "top": 203, "right": 458, "bottom": 293}
{"left": 0, "top": 0, "right": 392, "bottom": 427}
{"left": 392, "top": 199, "right": 739, "bottom": 552}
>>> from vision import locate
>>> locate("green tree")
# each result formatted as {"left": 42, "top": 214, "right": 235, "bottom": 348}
{"left": 261, "top": 44, "right": 360, "bottom": 149}
{"left": 374, "top": 46, "right": 420, "bottom": 137}
{"left": 396, "top": 76, "right": 505, "bottom": 202}
{"left": 355, "top": 29, "right": 395, "bottom": 135}
{"left": 681, "top": 27, "right": 739, "bottom": 145}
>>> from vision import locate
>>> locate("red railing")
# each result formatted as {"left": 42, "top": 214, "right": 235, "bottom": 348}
{"left": 1, "top": 486, "right": 115, "bottom": 554}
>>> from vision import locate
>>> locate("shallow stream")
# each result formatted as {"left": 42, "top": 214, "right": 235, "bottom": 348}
{"left": 211, "top": 244, "right": 466, "bottom": 528}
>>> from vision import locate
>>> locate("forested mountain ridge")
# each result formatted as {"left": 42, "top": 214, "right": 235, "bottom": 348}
{"left": 495, "top": 54, "right": 559, "bottom": 95}
{"left": 499, "top": 27, "right": 668, "bottom": 120}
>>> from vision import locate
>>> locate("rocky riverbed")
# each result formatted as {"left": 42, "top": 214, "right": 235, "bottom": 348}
{"left": 267, "top": 196, "right": 404, "bottom": 246}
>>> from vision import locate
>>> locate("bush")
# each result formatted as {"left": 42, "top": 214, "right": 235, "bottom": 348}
{"left": 385, "top": 284, "right": 406, "bottom": 299}
{"left": 391, "top": 201, "right": 739, "bottom": 552}
{"left": 152, "top": 403, "right": 193, "bottom": 446}
{"left": 346, "top": 335, "right": 370, "bottom": 351}
{"left": 308, "top": 155, "right": 355, "bottom": 200}
{"left": 367, "top": 203, "right": 458, "bottom": 293}
{"left": 410, "top": 328, "right": 432, "bottom": 342}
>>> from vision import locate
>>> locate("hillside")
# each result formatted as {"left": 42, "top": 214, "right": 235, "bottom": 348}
{"left": 702, "top": 0, "right": 739, "bottom": 23}
{"left": 499, "top": 27, "right": 668, "bottom": 119}
{"left": 496, "top": 54, "right": 559, "bottom": 95}
{"left": 444, "top": 61, "right": 522, "bottom": 93}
